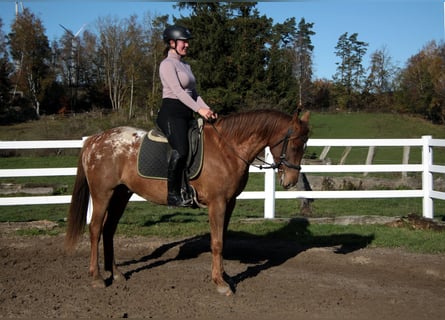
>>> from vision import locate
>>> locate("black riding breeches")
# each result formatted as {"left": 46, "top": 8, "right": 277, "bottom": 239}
{"left": 156, "top": 98, "right": 193, "bottom": 158}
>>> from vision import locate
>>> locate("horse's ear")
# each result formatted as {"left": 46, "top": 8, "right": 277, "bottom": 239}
{"left": 292, "top": 110, "right": 310, "bottom": 123}
{"left": 301, "top": 111, "right": 310, "bottom": 122}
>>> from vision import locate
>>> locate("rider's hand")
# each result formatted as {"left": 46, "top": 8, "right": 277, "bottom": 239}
{"left": 198, "top": 108, "right": 218, "bottom": 121}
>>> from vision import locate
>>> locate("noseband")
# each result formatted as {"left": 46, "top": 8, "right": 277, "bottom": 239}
{"left": 266, "top": 129, "right": 304, "bottom": 171}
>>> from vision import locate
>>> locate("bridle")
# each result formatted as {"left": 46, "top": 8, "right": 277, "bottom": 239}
{"left": 257, "top": 128, "right": 306, "bottom": 171}
{"left": 210, "top": 123, "right": 306, "bottom": 171}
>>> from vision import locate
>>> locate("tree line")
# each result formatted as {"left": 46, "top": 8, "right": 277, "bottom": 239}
{"left": 0, "top": 2, "right": 444, "bottom": 125}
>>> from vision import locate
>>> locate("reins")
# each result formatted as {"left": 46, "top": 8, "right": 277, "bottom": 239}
{"left": 209, "top": 122, "right": 304, "bottom": 171}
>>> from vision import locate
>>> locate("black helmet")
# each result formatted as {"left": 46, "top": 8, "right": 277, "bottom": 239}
{"left": 163, "top": 25, "right": 193, "bottom": 43}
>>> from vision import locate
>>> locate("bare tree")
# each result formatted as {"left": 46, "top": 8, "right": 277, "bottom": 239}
{"left": 0, "top": 18, "right": 13, "bottom": 114}
{"left": 97, "top": 15, "right": 150, "bottom": 117}
{"left": 366, "top": 46, "right": 398, "bottom": 95}
{"left": 8, "top": 8, "right": 52, "bottom": 117}
{"left": 142, "top": 14, "right": 168, "bottom": 119}
{"left": 58, "top": 24, "right": 86, "bottom": 111}
{"left": 97, "top": 16, "right": 128, "bottom": 111}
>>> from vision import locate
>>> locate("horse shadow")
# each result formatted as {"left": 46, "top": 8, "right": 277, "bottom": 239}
{"left": 118, "top": 217, "right": 374, "bottom": 292}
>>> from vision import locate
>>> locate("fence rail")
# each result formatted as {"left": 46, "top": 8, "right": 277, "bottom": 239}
{"left": 1, "top": 136, "right": 445, "bottom": 219}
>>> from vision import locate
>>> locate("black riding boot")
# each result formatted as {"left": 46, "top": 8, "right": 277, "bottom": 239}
{"left": 167, "top": 150, "right": 193, "bottom": 207}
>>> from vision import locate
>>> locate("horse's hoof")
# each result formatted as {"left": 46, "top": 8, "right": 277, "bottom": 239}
{"left": 91, "top": 278, "right": 106, "bottom": 288}
{"left": 217, "top": 285, "right": 233, "bottom": 296}
{"left": 113, "top": 272, "right": 125, "bottom": 282}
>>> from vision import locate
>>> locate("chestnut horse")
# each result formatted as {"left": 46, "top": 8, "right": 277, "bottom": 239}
{"left": 65, "top": 109, "right": 310, "bottom": 295}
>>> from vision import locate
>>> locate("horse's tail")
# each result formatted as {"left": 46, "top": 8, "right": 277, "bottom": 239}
{"left": 65, "top": 149, "right": 89, "bottom": 253}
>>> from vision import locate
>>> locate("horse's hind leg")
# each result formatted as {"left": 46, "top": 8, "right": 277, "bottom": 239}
{"left": 103, "top": 185, "right": 132, "bottom": 283}
{"left": 88, "top": 190, "right": 113, "bottom": 288}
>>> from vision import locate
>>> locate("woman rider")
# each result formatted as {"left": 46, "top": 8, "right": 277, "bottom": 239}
{"left": 156, "top": 25, "right": 217, "bottom": 207}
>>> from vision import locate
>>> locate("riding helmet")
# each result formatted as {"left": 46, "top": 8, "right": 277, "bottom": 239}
{"left": 163, "top": 25, "right": 193, "bottom": 43}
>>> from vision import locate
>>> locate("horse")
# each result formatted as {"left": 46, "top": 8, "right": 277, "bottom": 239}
{"left": 65, "top": 108, "right": 310, "bottom": 296}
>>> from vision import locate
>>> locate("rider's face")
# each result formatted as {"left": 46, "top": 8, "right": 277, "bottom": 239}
{"left": 171, "top": 39, "right": 189, "bottom": 56}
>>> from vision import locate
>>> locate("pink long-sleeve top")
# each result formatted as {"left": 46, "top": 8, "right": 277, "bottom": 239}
{"left": 159, "top": 51, "right": 210, "bottom": 112}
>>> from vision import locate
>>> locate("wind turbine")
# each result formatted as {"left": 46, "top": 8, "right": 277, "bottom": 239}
{"left": 15, "top": 1, "right": 24, "bottom": 18}
{"left": 59, "top": 23, "right": 87, "bottom": 39}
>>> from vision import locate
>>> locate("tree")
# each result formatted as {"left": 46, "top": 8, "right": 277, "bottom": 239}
{"left": 175, "top": 2, "right": 241, "bottom": 113}
{"left": 58, "top": 23, "right": 87, "bottom": 112}
{"left": 0, "top": 18, "right": 13, "bottom": 119}
{"left": 397, "top": 41, "right": 445, "bottom": 123}
{"left": 8, "top": 8, "right": 52, "bottom": 117}
{"left": 141, "top": 14, "right": 168, "bottom": 119}
{"left": 122, "top": 15, "right": 144, "bottom": 119}
{"left": 333, "top": 32, "right": 368, "bottom": 110}
{"left": 176, "top": 2, "right": 297, "bottom": 113}
{"left": 265, "top": 17, "right": 298, "bottom": 112}
{"left": 79, "top": 29, "right": 111, "bottom": 110}
{"left": 366, "top": 47, "right": 397, "bottom": 94}
{"left": 333, "top": 32, "right": 368, "bottom": 93}
{"left": 293, "top": 18, "right": 315, "bottom": 109}
{"left": 312, "top": 79, "right": 332, "bottom": 111}
{"left": 97, "top": 15, "right": 144, "bottom": 112}
{"left": 364, "top": 46, "right": 399, "bottom": 110}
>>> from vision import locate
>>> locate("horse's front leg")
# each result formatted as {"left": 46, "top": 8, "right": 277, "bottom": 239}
{"left": 208, "top": 200, "right": 233, "bottom": 296}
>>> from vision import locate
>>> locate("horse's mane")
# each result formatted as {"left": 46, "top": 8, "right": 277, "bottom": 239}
{"left": 215, "top": 109, "right": 292, "bottom": 142}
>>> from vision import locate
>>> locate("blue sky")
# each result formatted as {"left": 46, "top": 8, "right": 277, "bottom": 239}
{"left": 0, "top": 1, "right": 443, "bottom": 79}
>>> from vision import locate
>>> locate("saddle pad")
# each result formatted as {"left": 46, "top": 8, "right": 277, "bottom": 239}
{"left": 137, "top": 132, "right": 204, "bottom": 180}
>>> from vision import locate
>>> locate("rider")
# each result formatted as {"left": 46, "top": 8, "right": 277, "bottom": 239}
{"left": 156, "top": 25, "right": 217, "bottom": 207}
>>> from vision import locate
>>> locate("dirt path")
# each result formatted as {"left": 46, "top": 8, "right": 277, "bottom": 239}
{"left": 1, "top": 229, "right": 445, "bottom": 319}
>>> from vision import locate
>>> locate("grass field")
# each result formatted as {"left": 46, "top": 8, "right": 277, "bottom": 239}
{"left": 1, "top": 111, "right": 445, "bottom": 253}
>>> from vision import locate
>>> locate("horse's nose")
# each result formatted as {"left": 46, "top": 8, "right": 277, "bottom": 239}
{"left": 281, "top": 173, "right": 299, "bottom": 189}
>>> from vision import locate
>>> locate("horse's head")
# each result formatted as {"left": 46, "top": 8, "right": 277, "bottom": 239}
{"left": 270, "top": 110, "right": 310, "bottom": 189}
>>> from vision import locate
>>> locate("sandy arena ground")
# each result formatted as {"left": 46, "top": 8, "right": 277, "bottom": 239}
{"left": 1, "top": 222, "right": 445, "bottom": 319}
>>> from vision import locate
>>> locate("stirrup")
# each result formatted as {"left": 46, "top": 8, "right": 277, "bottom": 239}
{"left": 181, "top": 187, "right": 193, "bottom": 203}
{"left": 186, "top": 185, "right": 208, "bottom": 209}
{"left": 167, "top": 193, "right": 193, "bottom": 207}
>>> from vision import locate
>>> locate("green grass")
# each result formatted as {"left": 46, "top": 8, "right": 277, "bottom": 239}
{"left": 1, "top": 111, "right": 445, "bottom": 253}
{"left": 310, "top": 112, "right": 445, "bottom": 139}
{"left": 306, "top": 112, "right": 445, "bottom": 165}
{"left": 2, "top": 197, "right": 444, "bottom": 254}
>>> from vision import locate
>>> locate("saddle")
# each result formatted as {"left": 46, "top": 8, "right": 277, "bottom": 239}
{"left": 137, "top": 118, "right": 204, "bottom": 180}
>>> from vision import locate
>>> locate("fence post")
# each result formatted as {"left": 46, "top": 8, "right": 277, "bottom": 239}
{"left": 363, "top": 146, "right": 375, "bottom": 177}
{"left": 422, "top": 135, "right": 433, "bottom": 219}
{"left": 402, "top": 146, "right": 410, "bottom": 181}
{"left": 263, "top": 147, "right": 275, "bottom": 219}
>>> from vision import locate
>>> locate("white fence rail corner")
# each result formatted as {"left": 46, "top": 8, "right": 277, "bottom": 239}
{"left": 1, "top": 136, "right": 445, "bottom": 219}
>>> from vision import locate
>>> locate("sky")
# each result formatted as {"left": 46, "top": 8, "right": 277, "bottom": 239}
{"left": 0, "top": 0, "right": 443, "bottom": 79}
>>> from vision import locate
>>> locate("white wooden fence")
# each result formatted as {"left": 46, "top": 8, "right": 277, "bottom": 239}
{"left": 1, "top": 136, "right": 445, "bottom": 219}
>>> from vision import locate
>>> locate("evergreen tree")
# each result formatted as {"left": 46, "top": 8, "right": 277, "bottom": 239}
{"left": 293, "top": 18, "right": 315, "bottom": 109}
{"left": 175, "top": 2, "right": 298, "bottom": 113}
{"left": 333, "top": 32, "right": 368, "bottom": 109}
{"left": 333, "top": 32, "right": 368, "bottom": 94}
{"left": 175, "top": 2, "right": 246, "bottom": 113}
{"left": 266, "top": 18, "right": 298, "bottom": 112}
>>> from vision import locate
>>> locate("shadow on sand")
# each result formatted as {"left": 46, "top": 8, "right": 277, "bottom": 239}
{"left": 118, "top": 217, "right": 374, "bottom": 292}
